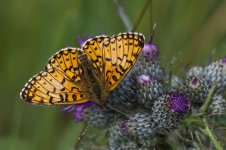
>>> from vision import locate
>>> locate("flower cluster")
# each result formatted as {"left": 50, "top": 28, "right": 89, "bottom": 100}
{"left": 63, "top": 39, "right": 226, "bottom": 149}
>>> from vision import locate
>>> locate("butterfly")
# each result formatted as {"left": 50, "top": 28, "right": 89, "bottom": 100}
{"left": 20, "top": 32, "right": 145, "bottom": 106}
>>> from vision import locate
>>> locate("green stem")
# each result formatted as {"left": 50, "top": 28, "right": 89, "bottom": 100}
{"left": 131, "top": 0, "right": 151, "bottom": 32}
{"left": 114, "top": 0, "right": 132, "bottom": 31}
{"left": 74, "top": 123, "right": 89, "bottom": 150}
{"left": 199, "top": 85, "right": 216, "bottom": 114}
{"left": 203, "top": 118, "right": 223, "bottom": 150}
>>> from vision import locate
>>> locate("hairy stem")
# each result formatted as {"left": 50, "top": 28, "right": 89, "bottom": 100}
{"left": 199, "top": 85, "right": 216, "bottom": 114}
{"left": 203, "top": 118, "right": 223, "bottom": 150}
{"left": 131, "top": 0, "right": 151, "bottom": 32}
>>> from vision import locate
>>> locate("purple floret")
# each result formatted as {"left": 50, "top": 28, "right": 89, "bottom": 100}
{"left": 222, "top": 57, "right": 226, "bottom": 64}
{"left": 142, "top": 42, "right": 159, "bottom": 59}
{"left": 137, "top": 74, "right": 152, "bottom": 86}
{"left": 168, "top": 92, "right": 190, "bottom": 114}
{"left": 62, "top": 101, "right": 95, "bottom": 121}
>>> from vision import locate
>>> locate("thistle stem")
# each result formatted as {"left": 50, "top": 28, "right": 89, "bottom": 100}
{"left": 131, "top": 0, "right": 151, "bottom": 32}
{"left": 114, "top": 0, "right": 132, "bottom": 31}
{"left": 199, "top": 85, "right": 216, "bottom": 114}
{"left": 203, "top": 118, "right": 223, "bottom": 150}
{"left": 74, "top": 123, "right": 89, "bottom": 150}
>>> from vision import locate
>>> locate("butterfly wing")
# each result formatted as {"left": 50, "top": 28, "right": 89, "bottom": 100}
{"left": 81, "top": 35, "right": 109, "bottom": 83}
{"left": 82, "top": 32, "right": 145, "bottom": 92}
{"left": 20, "top": 47, "right": 90, "bottom": 105}
{"left": 21, "top": 33, "right": 145, "bottom": 105}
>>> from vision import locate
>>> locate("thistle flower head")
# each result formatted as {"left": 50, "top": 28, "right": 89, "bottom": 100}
{"left": 188, "top": 76, "right": 201, "bottom": 88}
{"left": 137, "top": 74, "right": 152, "bottom": 86}
{"left": 168, "top": 91, "right": 190, "bottom": 114}
{"left": 77, "top": 35, "right": 90, "bottom": 47}
{"left": 208, "top": 94, "right": 226, "bottom": 114}
{"left": 62, "top": 101, "right": 95, "bottom": 121}
{"left": 142, "top": 42, "right": 159, "bottom": 59}
{"left": 118, "top": 113, "right": 157, "bottom": 139}
{"left": 222, "top": 57, "right": 226, "bottom": 64}
{"left": 184, "top": 75, "right": 209, "bottom": 105}
{"left": 187, "top": 66, "right": 204, "bottom": 78}
{"left": 221, "top": 57, "right": 226, "bottom": 72}
{"left": 120, "top": 121, "right": 129, "bottom": 135}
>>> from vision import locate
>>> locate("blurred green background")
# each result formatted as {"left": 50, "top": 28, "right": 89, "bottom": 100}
{"left": 0, "top": 0, "right": 226, "bottom": 149}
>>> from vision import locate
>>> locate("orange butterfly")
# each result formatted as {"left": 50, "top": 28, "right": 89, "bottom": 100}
{"left": 20, "top": 32, "right": 145, "bottom": 106}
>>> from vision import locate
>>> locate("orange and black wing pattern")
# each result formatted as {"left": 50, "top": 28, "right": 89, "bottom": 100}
{"left": 20, "top": 47, "right": 90, "bottom": 105}
{"left": 20, "top": 32, "right": 145, "bottom": 106}
{"left": 82, "top": 32, "right": 145, "bottom": 92}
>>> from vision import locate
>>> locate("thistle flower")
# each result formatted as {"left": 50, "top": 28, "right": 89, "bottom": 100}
{"left": 83, "top": 105, "right": 117, "bottom": 128}
{"left": 203, "top": 57, "right": 226, "bottom": 93}
{"left": 133, "top": 43, "right": 164, "bottom": 81}
{"left": 107, "top": 142, "right": 137, "bottom": 150}
{"left": 152, "top": 91, "right": 190, "bottom": 128}
{"left": 142, "top": 42, "right": 159, "bottom": 60}
{"left": 137, "top": 74, "right": 152, "bottom": 86}
{"left": 107, "top": 122, "right": 129, "bottom": 146}
{"left": 107, "top": 74, "right": 138, "bottom": 109}
{"left": 108, "top": 113, "right": 157, "bottom": 149}
{"left": 183, "top": 75, "right": 209, "bottom": 105}
{"left": 137, "top": 74, "right": 165, "bottom": 108}
{"left": 208, "top": 94, "right": 226, "bottom": 114}
{"left": 77, "top": 35, "right": 90, "bottom": 46}
{"left": 120, "top": 113, "right": 157, "bottom": 139}
{"left": 62, "top": 101, "right": 94, "bottom": 121}
{"left": 187, "top": 66, "right": 204, "bottom": 78}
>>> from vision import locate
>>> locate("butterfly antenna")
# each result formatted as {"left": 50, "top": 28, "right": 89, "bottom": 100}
{"left": 74, "top": 123, "right": 89, "bottom": 150}
{"left": 106, "top": 104, "right": 131, "bottom": 119}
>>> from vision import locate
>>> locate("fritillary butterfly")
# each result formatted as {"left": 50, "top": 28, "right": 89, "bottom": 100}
{"left": 20, "top": 32, "right": 145, "bottom": 106}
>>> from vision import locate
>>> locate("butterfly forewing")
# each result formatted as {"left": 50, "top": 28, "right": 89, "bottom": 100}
{"left": 82, "top": 35, "right": 109, "bottom": 79}
{"left": 21, "top": 48, "right": 91, "bottom": 105}
{"left": 46, "top": 47, "right": 84, "bottom": 82}
{"left": 82, "top": 32, "right": 145, "bottom": 92}
{"left": 107, "top": 33, "right": 144, "bottom": 90}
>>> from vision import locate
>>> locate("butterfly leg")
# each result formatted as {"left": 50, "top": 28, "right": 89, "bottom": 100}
{"left": 105, "top": 104, "right": 131, "bottom": 118}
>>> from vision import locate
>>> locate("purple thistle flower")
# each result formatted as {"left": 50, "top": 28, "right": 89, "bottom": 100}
{"left": 77, "top": 35, "right": 90, "bottom": 47}
{"left": 222, "top": 57, "right": 226, "bottom": 64}
{"left": 188, "top": 76, "right": 202, "bottom": 88}
{"left": 77, "top": 36, "right": 84, "bottom": 47}
{"left": 168, "top": 92, "right": 190, "bottom": 114}
{"left": 62, "top": 101, "right": 95, "bottom": 121}
{"left": 142, "top": 42, "right": 159, "bottom": 59}
{"left": 120, "top": 121, "right": 129, "bottom": 135}
{"left": 137, "top": 74, "right": 152, "bottom": 86}
{"left": 191, "top": 77, "right": 198, "bottom": 85}
{"left": 83, "top": 35, "right": 90, "bottom": 41}
{"left": 222, "top": 57, "right": 226, "bottom": 73}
